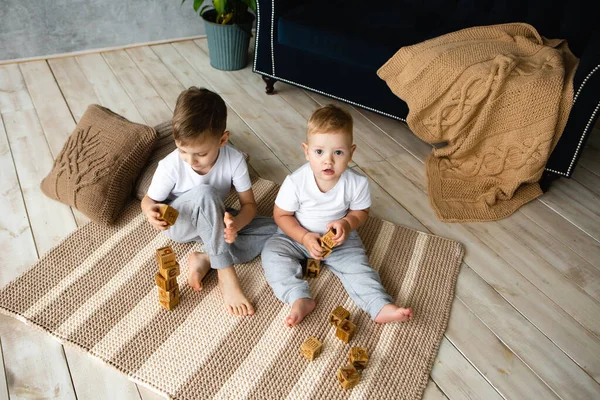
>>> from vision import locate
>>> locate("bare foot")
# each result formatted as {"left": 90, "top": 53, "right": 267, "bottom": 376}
{"left": 374, "top": 304, "right": 413, "bottom": 324}
{"left": 217, "top": 266, "right": 254, "bottom": 316}
{"left": 284, "top": 298, "right": 316, "bottom": 327}
{"left": 187, "top": 252, "right": 211, "bottom": 291}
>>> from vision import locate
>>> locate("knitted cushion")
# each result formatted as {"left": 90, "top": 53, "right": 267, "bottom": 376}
{"left": 41, "top": 105, "right": 156, "bottom": 225}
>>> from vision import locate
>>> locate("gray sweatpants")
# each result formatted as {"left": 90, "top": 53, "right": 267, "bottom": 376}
{"left": 261, "top": 229, "right": 393, "bottom": 320}
{"left": 164, "top": 184, "right": 277, "bottom": 269}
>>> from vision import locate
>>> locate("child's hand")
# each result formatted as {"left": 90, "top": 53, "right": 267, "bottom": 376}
{"left": 301, "top": 232, "right": 323, "bottom": 259}
{"left": 327, "top": 219, "right": 351, "bottom": 246}
{"left": 224, "top": 212, "right": 239, "bottom": 244}
{"left": 144, "top": 204, "right": 169, "bottom": 231}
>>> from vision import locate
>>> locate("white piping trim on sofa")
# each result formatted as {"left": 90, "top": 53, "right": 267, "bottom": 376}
{"left": 566, "top": 100, "right": 600, "bottom": 175}
{"left": 254, "top": 70, "right": 407, "bottom": 122}
{"left": 252, "top": 0, "right": 260, "bottom": 71}
{"left": 270, "top": 0, "right": 276, "bottom": 75}
{"left": 574, "top": 64, "right": 599, "bottom": 103}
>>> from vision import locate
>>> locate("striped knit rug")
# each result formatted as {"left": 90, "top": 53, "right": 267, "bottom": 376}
{"left": 0, "top": 177, "right": 464, "bottom": 400}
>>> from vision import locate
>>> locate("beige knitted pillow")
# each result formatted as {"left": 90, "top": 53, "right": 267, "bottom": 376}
{"left": 41, "top": 105, "right": 156, "bottom": 225}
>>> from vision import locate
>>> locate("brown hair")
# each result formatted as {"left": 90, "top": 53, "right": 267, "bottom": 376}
{"left": 172, "top": 87, "right": 227, "bottom": 142}
{"left": 307, "top": 104, "right": 353, "bottom": 139}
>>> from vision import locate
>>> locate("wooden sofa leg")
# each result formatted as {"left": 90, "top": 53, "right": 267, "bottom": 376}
{"left": 540, "top": 170, "right": 561, "bottom": 192}
{"left": 262, "top": 76, "right": 277, "bottom": 94}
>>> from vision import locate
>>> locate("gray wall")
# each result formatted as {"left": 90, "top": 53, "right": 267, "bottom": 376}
{"left": 0, "top": 0, "right": 207, "bottom": 62}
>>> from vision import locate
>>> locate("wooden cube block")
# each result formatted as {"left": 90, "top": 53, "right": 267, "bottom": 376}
{"left": 158, "top": 204, "right": 179, "bottom": 226}
{"left": 156, "top": 246, "right": 177, "bottom": 269}
{"left": 158, "top": 286, "right": 180, "bottom": 303}
{"left": 320, "top": 229, "right": 336, "bottom": 249}
{"left": 159, "top": 262, "right": 181, "bottom": 280}
{"left": 159, "top": 296, "right": 179, "bottom": 311}
{"left": 349, "top": 347, "right": 369, "bottom": 370}
{"left": 320, "top": 245, "right": 332, "bottom": 259}
{"left": 155, "top": 272, "right": 177, "bottom": 291}
{"left": 335, "top": 319, "right": 356, "bottom": 343}
{"left": 329, "top": 306, "right": 350, "bottom": 326}
{"left": 305, "top": 258, "right": 321, "bottom": 278}
{"left": 300, "top": 336, "right": 323, "bottom": 361}
{"left": 337, "top": 364, "right": 360, "bottom": 390}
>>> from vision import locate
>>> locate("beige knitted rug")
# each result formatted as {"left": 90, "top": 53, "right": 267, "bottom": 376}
{"left": 0, "top": 177, "right": 464, "bottom": 400}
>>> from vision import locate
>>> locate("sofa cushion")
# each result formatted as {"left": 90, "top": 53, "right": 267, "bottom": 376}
{"left": 41, "top": 105, "right": 156, "bottom": 225}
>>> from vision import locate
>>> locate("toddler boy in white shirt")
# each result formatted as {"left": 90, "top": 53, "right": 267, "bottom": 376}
{"left": 261, "top": 104, "right": 413, "bottom": 326}
{"left": 142, "top": 87, "right": 276, "bottom": 316}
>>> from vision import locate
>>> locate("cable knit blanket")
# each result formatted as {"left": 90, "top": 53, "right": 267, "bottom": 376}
{"left": 378, "top": 23, "right": 579, "bottom": 222}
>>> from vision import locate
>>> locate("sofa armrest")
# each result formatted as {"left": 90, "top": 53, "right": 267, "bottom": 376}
{"left": 254, "top": 0, "right": 305, "bottom": 75}
{"left": 546, "top": 30, "right": 600, "bottom": 177}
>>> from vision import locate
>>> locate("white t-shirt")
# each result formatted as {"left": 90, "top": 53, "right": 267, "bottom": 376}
{"left": 147, "top": 144, "right": 252, "bottom": 202}
{"left": 275, "top": 163, "right": 372, "bottom": 234}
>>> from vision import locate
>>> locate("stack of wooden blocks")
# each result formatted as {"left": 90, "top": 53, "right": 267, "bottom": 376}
{"left": 155, "top": 246, "right": 181, "bottom": 311}
{"left": 330, "top": 306, "right": 356, "bottom": 343}
{"left": 318, "top": 229, "right": 336, "bottom": 259}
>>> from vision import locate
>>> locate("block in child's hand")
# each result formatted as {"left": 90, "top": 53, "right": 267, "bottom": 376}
{"left": 329, "top": 306, "right": 350, "bottom": 326}
{"left": 155, "top": 272, "right": 177, "bottom": 291}
{"left": 320, "top": 245, "right": 332, "bottom": 259}
{"left": 320, "top": 229, "right": 336, "bottom": 249}
{"left": 300, "top": 336, "right": 323, "bottom": 361}
{"left": 305, "top": 258, "right": 321, "bottom": 278}
{"left": 158, "top": 204, "right": 179, "bottom": 226}
{"left": 156, "top": 246, "right": 177, "bottom": 269}
{"left": 337, "top": 364, "right": 360, "bottom": 389}
{"left": 335, "top": 319, "right": 356, "bottom": 343}
{"left": 349, "top": 347, "right": 369, "bottom": 370}
{"left": 159, "top": 262, "right": 180, "bottom": 280}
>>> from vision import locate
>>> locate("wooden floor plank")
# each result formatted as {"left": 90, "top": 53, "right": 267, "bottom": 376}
{"left": 579, "top": 145, "right": 600, "bottom": 177}
{"left": 431, "top": 338, "right": 504, "bottom": 400}
{"left": 0, "top": 340, "right": 8, "bottom": 400}
{"left": 572, "top": 165, "right": 600, "bottom": 196}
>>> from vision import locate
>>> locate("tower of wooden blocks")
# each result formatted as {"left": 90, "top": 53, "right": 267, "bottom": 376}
{"left": 156, "top": 246, "right": 180, "bottom": 310}
{"left": 318, "top": 229, "right": 336, "bottom": 259}
{"left": 329, "top": 306, "right": 350, "bottom": 326}
{"left": 157, "top": 204, "right": 179, "bottom": 226}
{"left": 337, "top": 364, "right": 361, "bottom": 389}
{"left": 300, "top": 336, "right": 323, "bottom": 361}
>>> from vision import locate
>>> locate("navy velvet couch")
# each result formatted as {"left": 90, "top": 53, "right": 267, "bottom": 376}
{"left": 252, "top": 0, "right": 600, "bottom": 189}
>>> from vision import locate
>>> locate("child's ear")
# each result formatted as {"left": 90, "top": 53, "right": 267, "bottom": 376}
{"left": 350, "top": 144, "right": 357, "bottom": 158}
{"left": 220, "top": 131, "right": 230, "bottom": 147}
{"left": 302, "top": 142, "right": 309, "bottom": 161}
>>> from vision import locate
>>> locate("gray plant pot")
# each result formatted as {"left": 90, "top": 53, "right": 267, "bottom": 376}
{"left": 202, "top": 11, "right": 254, "bottom": 71}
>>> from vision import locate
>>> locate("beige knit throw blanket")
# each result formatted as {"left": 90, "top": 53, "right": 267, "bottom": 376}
{"left": 378, "top": 23, "right": 579, "bottom": 222}
{"left": 0, "top": 177, "right": 464, "bottom": 400}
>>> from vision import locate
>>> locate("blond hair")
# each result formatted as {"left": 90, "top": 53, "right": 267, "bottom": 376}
{"left": 307, "top": 104, "right": 353, "bottom": 139}
{"left": 172, "top": 87, "right": 227, "bottom": 143}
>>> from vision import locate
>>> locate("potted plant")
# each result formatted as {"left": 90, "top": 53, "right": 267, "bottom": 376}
{"left": 181, "top": 0, "right": 256, "bottom": 71}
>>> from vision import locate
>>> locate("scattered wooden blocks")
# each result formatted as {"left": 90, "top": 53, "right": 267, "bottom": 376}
{"left": 155, "top": 246, "right": 181, "bottom": 310}
{"left": 335, "top": 319, "right": 356, "bottom": 343}
{"left": 337, "top": 364, "right": 360, "bottom": 389}
{"left": 305, "top": 258, "right": 321, "bottom": 278}
{"left": 158, "top": 204, "right": 179, "bottom": 226}
{"left": 155, "top": 272, "right": 177, "bottom": 291}
{"left": 300, "top": 336, "right": 323, "bottom": 361}
{"left": 329, "top": 306, "right": 350, "bottom": 326}
{"left": 349, "top": 347, "right": 369, "bottom": 370}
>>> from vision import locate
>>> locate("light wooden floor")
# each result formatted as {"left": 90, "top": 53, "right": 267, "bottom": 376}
{"left": 1, "top": 38, "right": 599, "bottom": 400}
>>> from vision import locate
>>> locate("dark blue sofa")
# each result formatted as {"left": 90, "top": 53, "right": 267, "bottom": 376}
{"left": 252, "top": 0, "right": 600, "bottom": 188}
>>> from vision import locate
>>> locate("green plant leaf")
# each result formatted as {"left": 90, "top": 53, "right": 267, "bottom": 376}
{"left": 213, "top": 0, "right": 226, "bottom": 15}
{"left": 193, "top": 0, "right": 204, "bottom": 13}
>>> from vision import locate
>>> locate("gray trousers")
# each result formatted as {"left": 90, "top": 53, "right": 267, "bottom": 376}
{"left": 165, "top": 184, "right": 277, "bottom": 270}
{"left": 261, "top": 230, "right": 393, "bottom": 319}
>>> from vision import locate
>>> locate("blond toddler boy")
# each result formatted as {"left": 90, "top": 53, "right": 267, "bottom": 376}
{"left": 261, "top": 104, "right": 413, "bottom": 326}
{"left": 142, "top": 87, "right": 276, "bottom": 316}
